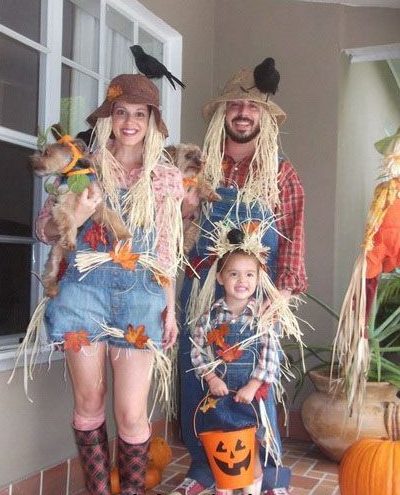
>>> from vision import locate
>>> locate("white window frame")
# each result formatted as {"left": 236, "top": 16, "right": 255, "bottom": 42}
{"left": 0, "top": 0, "right": 182, "bottom": 370}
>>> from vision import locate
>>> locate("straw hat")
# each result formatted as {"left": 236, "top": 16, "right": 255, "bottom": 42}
{"left": 374, "top": 126, "right": 400, "bottom": 155}
{"left": 202, "top": 68, "right": 286, "bottom": 125}
{"left": 87, "top": 74, "right": 168, "bottom": 136}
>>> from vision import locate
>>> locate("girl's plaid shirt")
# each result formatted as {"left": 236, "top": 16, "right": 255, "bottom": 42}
{"left": 190, "top": 298, "right": 280, "bottom": 384}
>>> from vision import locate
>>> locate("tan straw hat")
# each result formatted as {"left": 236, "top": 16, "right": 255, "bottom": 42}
{"left": 87, "top": 74, "right": 168, "bottom": 136}
{"left": 202, "top": 68, "right": 286, "bottom": 125}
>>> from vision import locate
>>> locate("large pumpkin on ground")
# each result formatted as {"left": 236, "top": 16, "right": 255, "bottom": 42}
{"left": 339, "top": 437, "right": 400, "bottom": 494}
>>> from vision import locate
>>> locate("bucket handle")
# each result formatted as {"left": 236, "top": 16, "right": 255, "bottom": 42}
{"left": 193, "top": 389, "right": 260, "bottom": 439}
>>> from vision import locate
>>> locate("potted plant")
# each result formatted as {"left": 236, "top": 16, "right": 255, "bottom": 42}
{"left": 288, "top": 275, "right": 400, "bottom": 462}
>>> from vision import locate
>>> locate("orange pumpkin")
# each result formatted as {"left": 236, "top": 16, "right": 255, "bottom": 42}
{"left": 148, "top": 436, "right": 172, "bottom": 470}
{"left": 145, "top": 463, "right": 162, "bottom": 489}
{"left": 339, "top": 437, "right": 400, "bottom": 494}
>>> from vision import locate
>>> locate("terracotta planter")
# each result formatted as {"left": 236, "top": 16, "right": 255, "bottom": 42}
{"left": 301, "top": 369, "right": 400, "bottom": 462}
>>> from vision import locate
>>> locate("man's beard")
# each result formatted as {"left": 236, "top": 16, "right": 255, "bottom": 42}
{"left": 224, "top": 117, "right": 260, "bottom": 143}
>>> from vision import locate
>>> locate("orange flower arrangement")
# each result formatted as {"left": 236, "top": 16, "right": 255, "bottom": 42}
{"left": 124, "top": 324, "right": 149, "bottom": 349}
{"left": 107, "top": 84, "right": 123, "bottom": 101}
{"left": 64, "top": 330, "right": 90, "bottom": 352}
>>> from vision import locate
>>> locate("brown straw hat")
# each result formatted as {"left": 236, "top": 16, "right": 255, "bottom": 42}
{"left": 87, "top": 74, "right": 168, "bottom": 136}
{"left": 202, "top": 68, "right": 286, "bottom": 125}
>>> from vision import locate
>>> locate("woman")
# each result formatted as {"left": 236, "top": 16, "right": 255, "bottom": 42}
{"left": 37, "top": 74, "right": 184, "bottom": 495}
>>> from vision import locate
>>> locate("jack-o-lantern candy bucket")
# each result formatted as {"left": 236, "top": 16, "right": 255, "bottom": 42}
{"left": 194, "top": 393, "right": 258, "bottom": 489}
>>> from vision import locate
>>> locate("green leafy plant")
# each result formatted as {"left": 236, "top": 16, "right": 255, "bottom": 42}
{"left": 286, "top": 273, "right": 400, "bottom": 398}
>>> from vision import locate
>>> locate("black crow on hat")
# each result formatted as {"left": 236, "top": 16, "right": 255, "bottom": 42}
{"left": 130, "top": 45, "right": 185, "bottom": 90}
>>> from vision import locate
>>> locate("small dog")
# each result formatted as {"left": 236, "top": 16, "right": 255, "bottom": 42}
{"left": 32, "top": 133, "right": 130, "bottom": 297}
{"left": 165, "top": 143, "right": 221, "bottom": 254}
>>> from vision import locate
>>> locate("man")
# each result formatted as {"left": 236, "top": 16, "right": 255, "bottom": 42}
{"left": 173, "top": 66, "right": 307, "bottom": 495}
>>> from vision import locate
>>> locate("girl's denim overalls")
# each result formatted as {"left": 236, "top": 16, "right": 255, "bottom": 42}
{"left": 179, "top": 187, "right": 290, "bottom": 489}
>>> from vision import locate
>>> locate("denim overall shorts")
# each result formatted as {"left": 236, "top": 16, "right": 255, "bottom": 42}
{"left": 44, "top": 219, "right": 165, "bottom": 349}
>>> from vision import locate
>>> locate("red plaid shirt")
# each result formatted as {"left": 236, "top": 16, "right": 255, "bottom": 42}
{"left": 222, "top": 154, "right": 307, "bottom": 293}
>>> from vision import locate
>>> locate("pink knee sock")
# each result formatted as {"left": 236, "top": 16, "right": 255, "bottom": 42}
{"left": 73, "top": 410, "right": 105, "bottom": 431}
{"left": 119, "top": 426, "right": 151, "bottom": 445}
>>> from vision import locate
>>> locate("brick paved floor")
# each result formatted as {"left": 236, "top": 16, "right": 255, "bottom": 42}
{"left": 145, "top": 439, "right": 340, "bottom": 495}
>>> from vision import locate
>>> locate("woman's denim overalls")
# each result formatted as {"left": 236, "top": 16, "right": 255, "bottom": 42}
{"left": 45, "top": 216, "right": 165, "bottom": 348}
{"left": 178, "top": 187, "right": 291, "bottom": 489}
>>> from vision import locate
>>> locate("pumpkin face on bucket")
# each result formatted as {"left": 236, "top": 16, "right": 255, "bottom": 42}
{"left": 199, "top": 427, "right": 256, "bottom": 489}
{"left": 213, "top": 438, "right": 251, "bottom": 475}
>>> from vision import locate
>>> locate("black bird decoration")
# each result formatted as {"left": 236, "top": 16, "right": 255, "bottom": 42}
{"left": 130, "top": 45, "right": 185, "bottom": 90}
{"left": 241, "top": 57, "right": 280, "bottom": 101}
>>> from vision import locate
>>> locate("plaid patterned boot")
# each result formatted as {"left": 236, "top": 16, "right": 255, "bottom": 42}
{"left": 73, "top": 422, "right": 111, "bottom": 495}
{"left": 117, "top": 436, "right": 150, "bottom": 495}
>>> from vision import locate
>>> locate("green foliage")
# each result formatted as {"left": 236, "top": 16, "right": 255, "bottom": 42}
{"left": 288, "top": 277, "right": 400, "bottom": 396}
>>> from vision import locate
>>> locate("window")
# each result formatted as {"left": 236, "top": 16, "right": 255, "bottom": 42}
{"left": 0, "top": 0, "right": 182, "bottom": 361}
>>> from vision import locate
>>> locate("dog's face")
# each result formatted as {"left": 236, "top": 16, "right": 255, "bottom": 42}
{"left": 31, "top": 138, "right": 87, "bottom": 177}
{"left": 166, "top": 143, "right": 203, "bottom": 177}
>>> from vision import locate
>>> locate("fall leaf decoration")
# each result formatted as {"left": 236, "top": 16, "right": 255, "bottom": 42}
{"left": 206, "top": 323, "right": 229, "bottom": 347}
{"left": 110, "top": 242, "right": 140, "bottom": 270}
{"left": 64, "top": 330, "right": 90, "bottom": 352}
{"left": 243, "top": 220, "right": 260, "bottom": 234}
{"left": 216, "top": 342, "right": 243, "bottom": 363}
{"left": 107, "top": 84, "right": 123, "bottom": 101}
{"left": 153, "top": 272, "right": 171, "bottom": 287}
{"left": 182, "top": 177, "right": 198, "bottom": 189}
{"left": 255, "top": 381, "right": 270, "bottom": 401}
{"left": 124, "top": 324, "right": 149, "bottom": 349}
{"left": 84, "top": 222, "right": 109, "bottom": 250}
{"left": 199, "top": 396, "right": 219, "bottom": 413}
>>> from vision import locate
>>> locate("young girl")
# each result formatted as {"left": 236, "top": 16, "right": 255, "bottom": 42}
{"left": 34, "top": 74, "right": 184, "bottom": 495}
{"left": 190, "top": 226, "right": 300, "bottom": 495}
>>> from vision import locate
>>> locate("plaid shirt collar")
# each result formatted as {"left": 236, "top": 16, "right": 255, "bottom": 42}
{"left": 211, "top": 297, "right": 258, "bottom": 317}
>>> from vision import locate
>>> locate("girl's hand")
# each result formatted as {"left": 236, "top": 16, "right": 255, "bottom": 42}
{"left": 74, "top": 185, "right": 102, "bottom": 227}
{"left": 234, "top": 379, "right": 262, "bottom": 404}
{"left": 207, "top": 376, "right": 229, "bottom": 396}
{"left": 162, "top": 311, "right": 178, "bottom": 350}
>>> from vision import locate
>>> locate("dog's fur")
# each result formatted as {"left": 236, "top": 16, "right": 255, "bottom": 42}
{"left": 165, "top": 143, "right": 221, "bottom": 254}
{"left": 32, "top": 138, "right": 130, "bottom": 297}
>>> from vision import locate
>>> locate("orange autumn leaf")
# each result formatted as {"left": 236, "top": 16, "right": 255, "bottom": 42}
{"left": 153, "top": 272, "right": 171, "bottom": 287}
{"left": 64, "top": 330, "right": 90, "bottom": 352}
{"left": 124, "top": 324, "right": 149, "bottom": 349}
{"left": 217, "top": 342, "right": 243, "bottom": 363}
{"left": 107, "top": 84, "right": 123, "bottom": 100}
{"left": 199, "top": 396, "right": 219, "bottom": 413}
{"left": 207, "top": 323, "right": 229, "bottom": 347}
{"left": 182, "top": 177, "right": 198, "bottom": 189}
{"left": 110, "top": 243, "right": 140, "bottom": 270}
{"left": 243, "top": 221, "right": 260, "bottom": 234}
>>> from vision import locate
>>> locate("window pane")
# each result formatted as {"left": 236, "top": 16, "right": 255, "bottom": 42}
{"left": 105, "top": 5, "right": 135, "bottom": 80}
{"left": 0, "top": 34, "right": 39, "bottom": 135}
{"left": 63, "top": 0, "right": 100, "bottom": 72}
{"left": 1, "top": 0, "right": 41, "bottom": 42}
{"left": 0, "top": 243, "right": 32, "bottom": 335}
{"left": 61, "top": 65, "right": 98, "bottom": 136}
{"left": 138, "top": 28, "right": 163, "bottom": 96}
{"left": 0, "top": 141, "right": 34, "bottom": 237}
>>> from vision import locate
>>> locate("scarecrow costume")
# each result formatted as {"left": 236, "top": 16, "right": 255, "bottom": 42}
{"left": 11, "top": 74, "right": 184, "bottom": 495}
{"left": 188, "top": 220, "right": 303, "bottom": 491}
{"left": 332, "top": 127, "right": 400, "bottom": 416}
{"left": 178, "top": 66, "right": 307, "bottom": 493}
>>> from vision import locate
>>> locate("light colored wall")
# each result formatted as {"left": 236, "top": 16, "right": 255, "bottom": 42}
{"left": 140, "top": 0, "right": 216, "bottom": 145}
{"left": 335, "top": 59, "right": 400, "bottom": 307}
